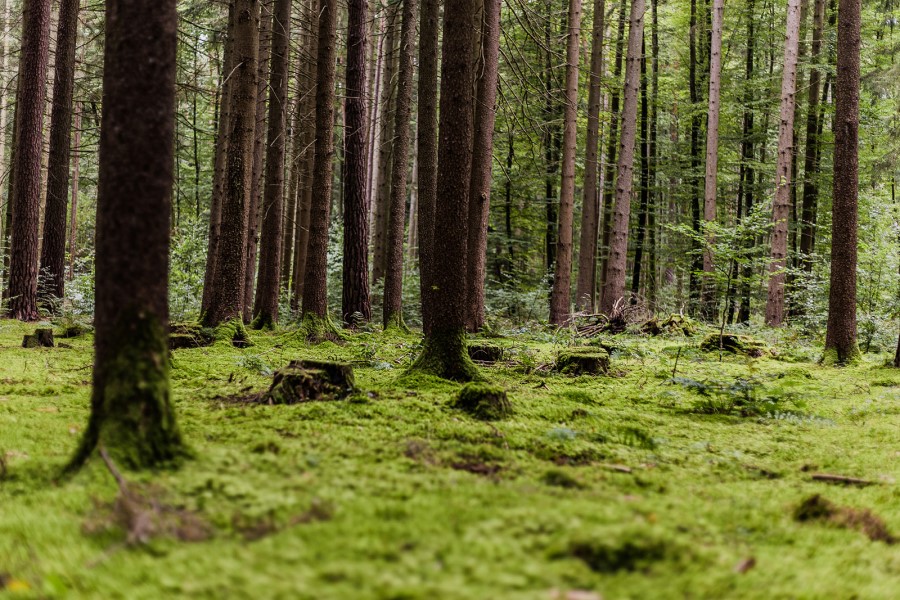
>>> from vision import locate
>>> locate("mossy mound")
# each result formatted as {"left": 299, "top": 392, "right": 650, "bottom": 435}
{"left": 169, "top": 322, "right": 215, "bottom": 350}
{"left": 555, "top": 347, "right": 610, "bottom": 375}
{"left": 640, "top": 314, "right": 697, "bottom": 337}
{"left": 213, "top": 319, "right": 253, "bottom": 348}
{"left": 22, "top": 328, "right": 54, "bottom": 348}
{"left": 467, "top": 343, "right": 506, "bottom": 364}
{"left": 700, "top": 334, "right": 771, "bottom": 357}
{"left": 586, "top": 337, "right": 619, "bottom": 353}
{"left": 451, "top": 382, "right": 512, "bottom": 420}
{"left": 57, "top": 323, "right": 90, "bottom": 338}
{"left": 263, "top": 360, "right": 356, "bottom": 404}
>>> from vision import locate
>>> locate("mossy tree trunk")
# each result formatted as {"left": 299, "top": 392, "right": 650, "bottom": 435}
{"left": 71, "top": 0, "right": 185, "bottom": 470}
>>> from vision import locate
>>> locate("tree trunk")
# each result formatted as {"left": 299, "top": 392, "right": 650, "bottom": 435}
{"left": 765, "top": 0, "right": 802, "bottom": 327}
{"left": 280, "top": 18, "right": 306, "bottom": 291}
{"left": 38, "top": 0, "right": 79, "bottom": 308}
{"left": 252, "top": 0, "right": 291, "bottom": 328}
{"left": 410, "top": 0, "right": 478, "bottom": 381}
{"left": 464, "top": 0, "right": 501, "bottom": 331}
{"left": 68, "top": 104, "right": 81, "bottom": 280}
{"left": 823, "top": 0, "right": 860, "bottom": 362}
{"left": 799, "top": 0, "right": 826, "bottom": 273}
{"left": 575, "top": 0, "right": 606, "bottom": 312}
{"left": 203, "top": 0, "right": 259, "bottom": 328}
{"left": 244, "top": 2, "right": 272, "bottom": 322}
{"left": 6, "top": 0, "right": 52, "bottom": 321}
{"left": 70, "top": 0, "right": 184, "bottom": 470}
{"left": 687, "top": 0, "right": 704, "bottom": 310}
{"left": 647, "top": 0, "right": 658, "bottom": 304}
{"left": 733, "top": 0, "right": 756, "bottom": 324}
{"left": 300, "top": 0, "right": 338, "bottom": 333}
{"left": 631, "top": 33, "right": 648, "bottom": 297}
{"left": 341, "top": 0, "right": 372, "bottom": 325}
{"left": 548, "top": 0, "right": 582, "bottom": 325}
{"left": 700, "top": 0, "right": 724, "bottom": 318}
{"left": 599, "top": 0, "right": 644, "bottom": 315}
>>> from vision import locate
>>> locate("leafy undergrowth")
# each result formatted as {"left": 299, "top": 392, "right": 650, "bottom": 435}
{"left": 1, "top": 318, "right": 899, "bottom": 599}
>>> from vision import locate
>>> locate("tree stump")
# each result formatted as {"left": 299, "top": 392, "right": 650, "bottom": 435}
{"left": 59, "top": 324, "right": 89, "bottom": 338}
{"left": 700, "top": 334, "right": 771, "bottom": 358}
{"left": 23, "top": 329, "right": 54, "bottom": 348}
{"left": 467, "top": 343, "right": 505, "bottom": 364}
{"left": 452, "top": 383, "right": 512, "bottom": 420}
{"left": 264, "top": 360, "right": 356, "bottom": 404}
{"left": 169, "top": 323, "right": 214, "bottom": 350}
{"left": 556, "top": 347, "right": 610, "bottom": 375}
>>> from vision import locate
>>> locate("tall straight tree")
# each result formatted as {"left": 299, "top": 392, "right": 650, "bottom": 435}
{"left": 203, "top": 0, "right": 259, "bottom": 328}
{"left": 700, "top": 0, "right": 724, "bottom": 318}
{"left": 6, "top": 0, "right": 52, "bottom": 321}
{"left": 549, "top": 0, "right": 582, "bottom": 325}
{"left": 410, "top": 0, "right": 479, "bottom": 381}
{"left": 765, "top": 0, "right": 802, "bottom": 326}
{"left": 342, "top": 0, "right": 372, "bottom": 325}
{"left": 464, "top": 0, "right": 501, "bottom": 332}
{"left": 383, "top": 0, "right": 417, "bottom": 330}
{"left": 576, "top": 0, "right": 606, "bottom": 312}
{"left": 300, "top": 0, "right": 339, "bottom": 337}
{"left": 599, "top": 0, "right": 644, "bottom": 315}
{"left": 252, "top": 0, "right": 291, "bottom": 329}
{"left": 70, "top": 0, "right": 184, "bottom": 469}
{"left": 823, "top": 0, "right": 861, "bottom": 362}
{"left": 39, "top": 0, "right": 80, "bottom": 308}
{"left": 417, "top": 0, "right": 440, "bottom": 334}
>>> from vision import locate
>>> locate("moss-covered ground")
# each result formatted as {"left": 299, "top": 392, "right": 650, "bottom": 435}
{"left": 1, "top": 318, "right": 898, "bottom": 599}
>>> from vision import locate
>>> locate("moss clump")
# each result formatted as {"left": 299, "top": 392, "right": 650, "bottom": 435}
{"left": 563, "top": 533, "right": 670, "bottom": 573}
{"left": 298, "top": 313, "right": 346, "bottom": 343}
{"left": 452, "top": 382, "right": 512, "bottom": 420}
{"left": 264, "top": 360, "right": 356, "bottom": 404}
{"left": 467, "top": 343, "right": 506, "bottom": 363}
{"left": 169, "top": 322, "right": 215, "bottom": 350}
{"left": 820, "top": 345, "right": 862, "bottom": 366}
{"left": 640, "top": 314, "right": 697, "bottom": 337}
{"left": 408, "top": 328, "right": 481, "bottom": 382}
{"left": 383, "top": 312, "right": 410, "bottom": 335}
{"left": 22, "top": 328, "right": 54, "bottom": 348}
{"left": 555, "top": 347, "right": 610, "bottom": 375}
{"left": 794, "top": 494, "right": 896, "bottom": 544}
{"left": 250, "top": 312, "right": 277, "bottom": 331}
{"left": 699, "top": 334, "right": 770, "bottom": 357}
{"left": 212, "top": 319, "right": 253, "bottom": 348}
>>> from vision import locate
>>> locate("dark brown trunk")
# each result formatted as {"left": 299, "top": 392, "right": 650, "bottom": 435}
{"left": 67, "top": 105, "right": 81, "bottom": 280}
{"left": 417, "top": 0, "right": 439, "bottom": 334}
{"left": 799, "top": 0, "right": 826, "bottom": 272}
{"left": 631, "top": 33, "right": 649, "bottom": 297}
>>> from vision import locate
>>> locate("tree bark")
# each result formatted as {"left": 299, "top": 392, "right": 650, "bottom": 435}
{"left": 71, "top": 0, "right": 184, "bottom": 470}
{"left": 765, "top": 0, "right": 802, "bottom": 327}
{"left": 549, "top": 0, "right": 582, "bottom": 325}
{"left": 465, "top": 0, "right": 502, "bottom": 331}
{"left": 575, "top": 0, "right": 606, "bottom": 312}
{"left": 252, "top": 0, "right": 291, "bottom": 328}
{"left": 6, "top": 0, "right": 52, "bottom": 321}
{"left": 799, "top": 0, "right": 826, "bottom": 273}
{"left": 631, "top": 33, "right": 648, "bottom": 297}
{"left": 68, "top": 105, "right": 81, "bottom": 281}
{"left": 203, "top": 0, "right": 260, "bottom": 328}
{"left": 599, "top": 0, "right": 644, "bottom": 315}
{"left": 823, "top": 0, "right": 860, "bottom": 362}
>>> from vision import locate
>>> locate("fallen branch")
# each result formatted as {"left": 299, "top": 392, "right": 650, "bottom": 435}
{"left": 811, "top": 473, "right": 877, "bottom": 487}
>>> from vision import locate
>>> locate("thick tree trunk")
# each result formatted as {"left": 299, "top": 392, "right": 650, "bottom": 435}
{"left": 765, "top": 0, "right": 801, "bottom": 326}
{"left": 341, "top": 0, "right": 372, "bottom": 325}
{"left": 465, "top": 0, "right": 501, "bottom": 331}
{"left": 799, "top": 0, "right": 826, "bottom": 273}
{"left": 700, "top": 0, "right": 724, "bottom": 318}
{"left": 71, "top": 0, "right": 184, "bottom": 470}
{"left": 575, "top": 0, "right": 606, "bottom": 312}
{"left": 548, "top": 0, "right": 582, "bottom": 325}
{"left": 252, "top": 0, "right": 291, "bottom": 329}
{"left": 38, "top": 0, "right": 79, "bottom": 308}
{"left": 599, "top": 0, "right": 644, "bottom": 315}
{"left": 300, "top": 0, "right": 338, "bottom": 332}
{"left": 823, "top": 0, "right": 860, "bottom": 362}
{"left": 6, "top": 0, "right": 52, "bottom": 321}
{"left": 203, "top": 0, "right": 259, "bottom": 328}
{"left": 382, "top": 0, "right": 417, "bottom": 330}
{"left": 410, "top": 0, "right": 478, "bottom": 381}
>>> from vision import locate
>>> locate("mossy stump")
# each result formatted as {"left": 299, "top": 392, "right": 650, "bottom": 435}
{"left": 452, "top": 383, "right": 512, "bottom": 420}
{"left": 555, "top": 347, "right": 610, "bottom": 375}
{"left": 700, "top": 334, "right": 770, "bottom": 358}
{"left": 212, "top": 319, "right": 253, "bottom": 348}
{"left": 23, "top": 328, "right": 54, "bottom": 348}
{"left": 264, "top": 360, "right": 356, "bottom": 404}
{"left": 467, "top": 343, "right": 505, "bottom": 364}
{"left": 169, "top": 323, "right": 215, "bottom": 350}
{"left": 58, "top": 324, "right": 89, "bottom": 338}
{"left": 640, "top": 314, "right": 697, "bottom": 337}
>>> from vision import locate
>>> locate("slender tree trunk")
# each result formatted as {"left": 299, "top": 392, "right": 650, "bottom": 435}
{"left": 252, "top": 0, "right": 291, "bottom": 328}
{"left": 465, "top": 0, "right": 501, "bottom": 331}
{"left": 366, "top": 9, "right": 385, "bottom": 212}
{"left": 823, "top": 0, "right": 860, "bottom": 361}
{"left": 599, "top": 0, "right": 644, "bottom": 315}
{"left": 300, "top": 0, "right": 338, "bottom": 332}
{"left": 631, "top": 33, "right": 648, "bottom": 297}
{"left": 799, "top": 0, "right": 826, "bottom": 272}
{"left": 71, "top": 0, "right": 184, "bottom": 470}
{"left": 67, "top": 105, "right": 81, "bottom": 280}
{"left": 281, "top": 44, "right": 304, "bottom": 290}
{"left": 765, "top": 0, "right": 802, "bottom": 326}
{"left": 549, "top": 0, "right": 582, "bottom": 325}
{"left": 6, "top": 0, "right": 52, "bottom": 321}
{"left": 417, "top": 0, "right": 440, "bottom": 334}
{"left": 576, "top": 0, "right": 606, "bottom": 312}
{"left": 542, "top": 11, "right": 560, "bottom": 276}
{"left": 700, "top": 0, "right": 724, "bottom": 318}
{"left": 410, "top": 0, "right": 479, "bottom": 381}
{"left": 647, "top": 0, "right": 658, "bottom": 305}
{"left": 733, "top": 0, "right": 756, "bottom": 324}
{"left": 687, "top": 0, "right": 704, "bottom": 309}
{"left": 203, "top": 0, "right": 259, "bottom": 328}
{"left": 244, "top": 2, "right": 272, "bottom": 322}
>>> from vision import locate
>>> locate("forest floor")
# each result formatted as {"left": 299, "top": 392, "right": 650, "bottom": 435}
{"left": 0, "top": 317, "right": 898, "bottom": 599}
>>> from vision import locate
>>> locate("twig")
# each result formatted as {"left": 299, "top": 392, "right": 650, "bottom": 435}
{"left": 672, "top": 346, "right": 682, "bottom": 379}
{"left": 811, "top": 473, "right": 877, "bottom": 487}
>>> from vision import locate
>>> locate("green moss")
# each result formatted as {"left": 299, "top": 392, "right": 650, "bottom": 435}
{"left": 250, "top": 312, "right": 277, "bottom": 331}
{"left": 298, "top": 312, "right": 346, "bottom": 343}
{"left": 408, "top": 328, "right": 482, "bottom": 382}
{"left": 451, "top": 382, "right": 512, "bottom": 420}
{"left": 821, "top": 344, "right": 862, "bottom": 366}
{"left": 383, "top": 312, "right": 410, "bottom": 335}
{"left": 213, "top": 318, "right": 253, "bottom": 348}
